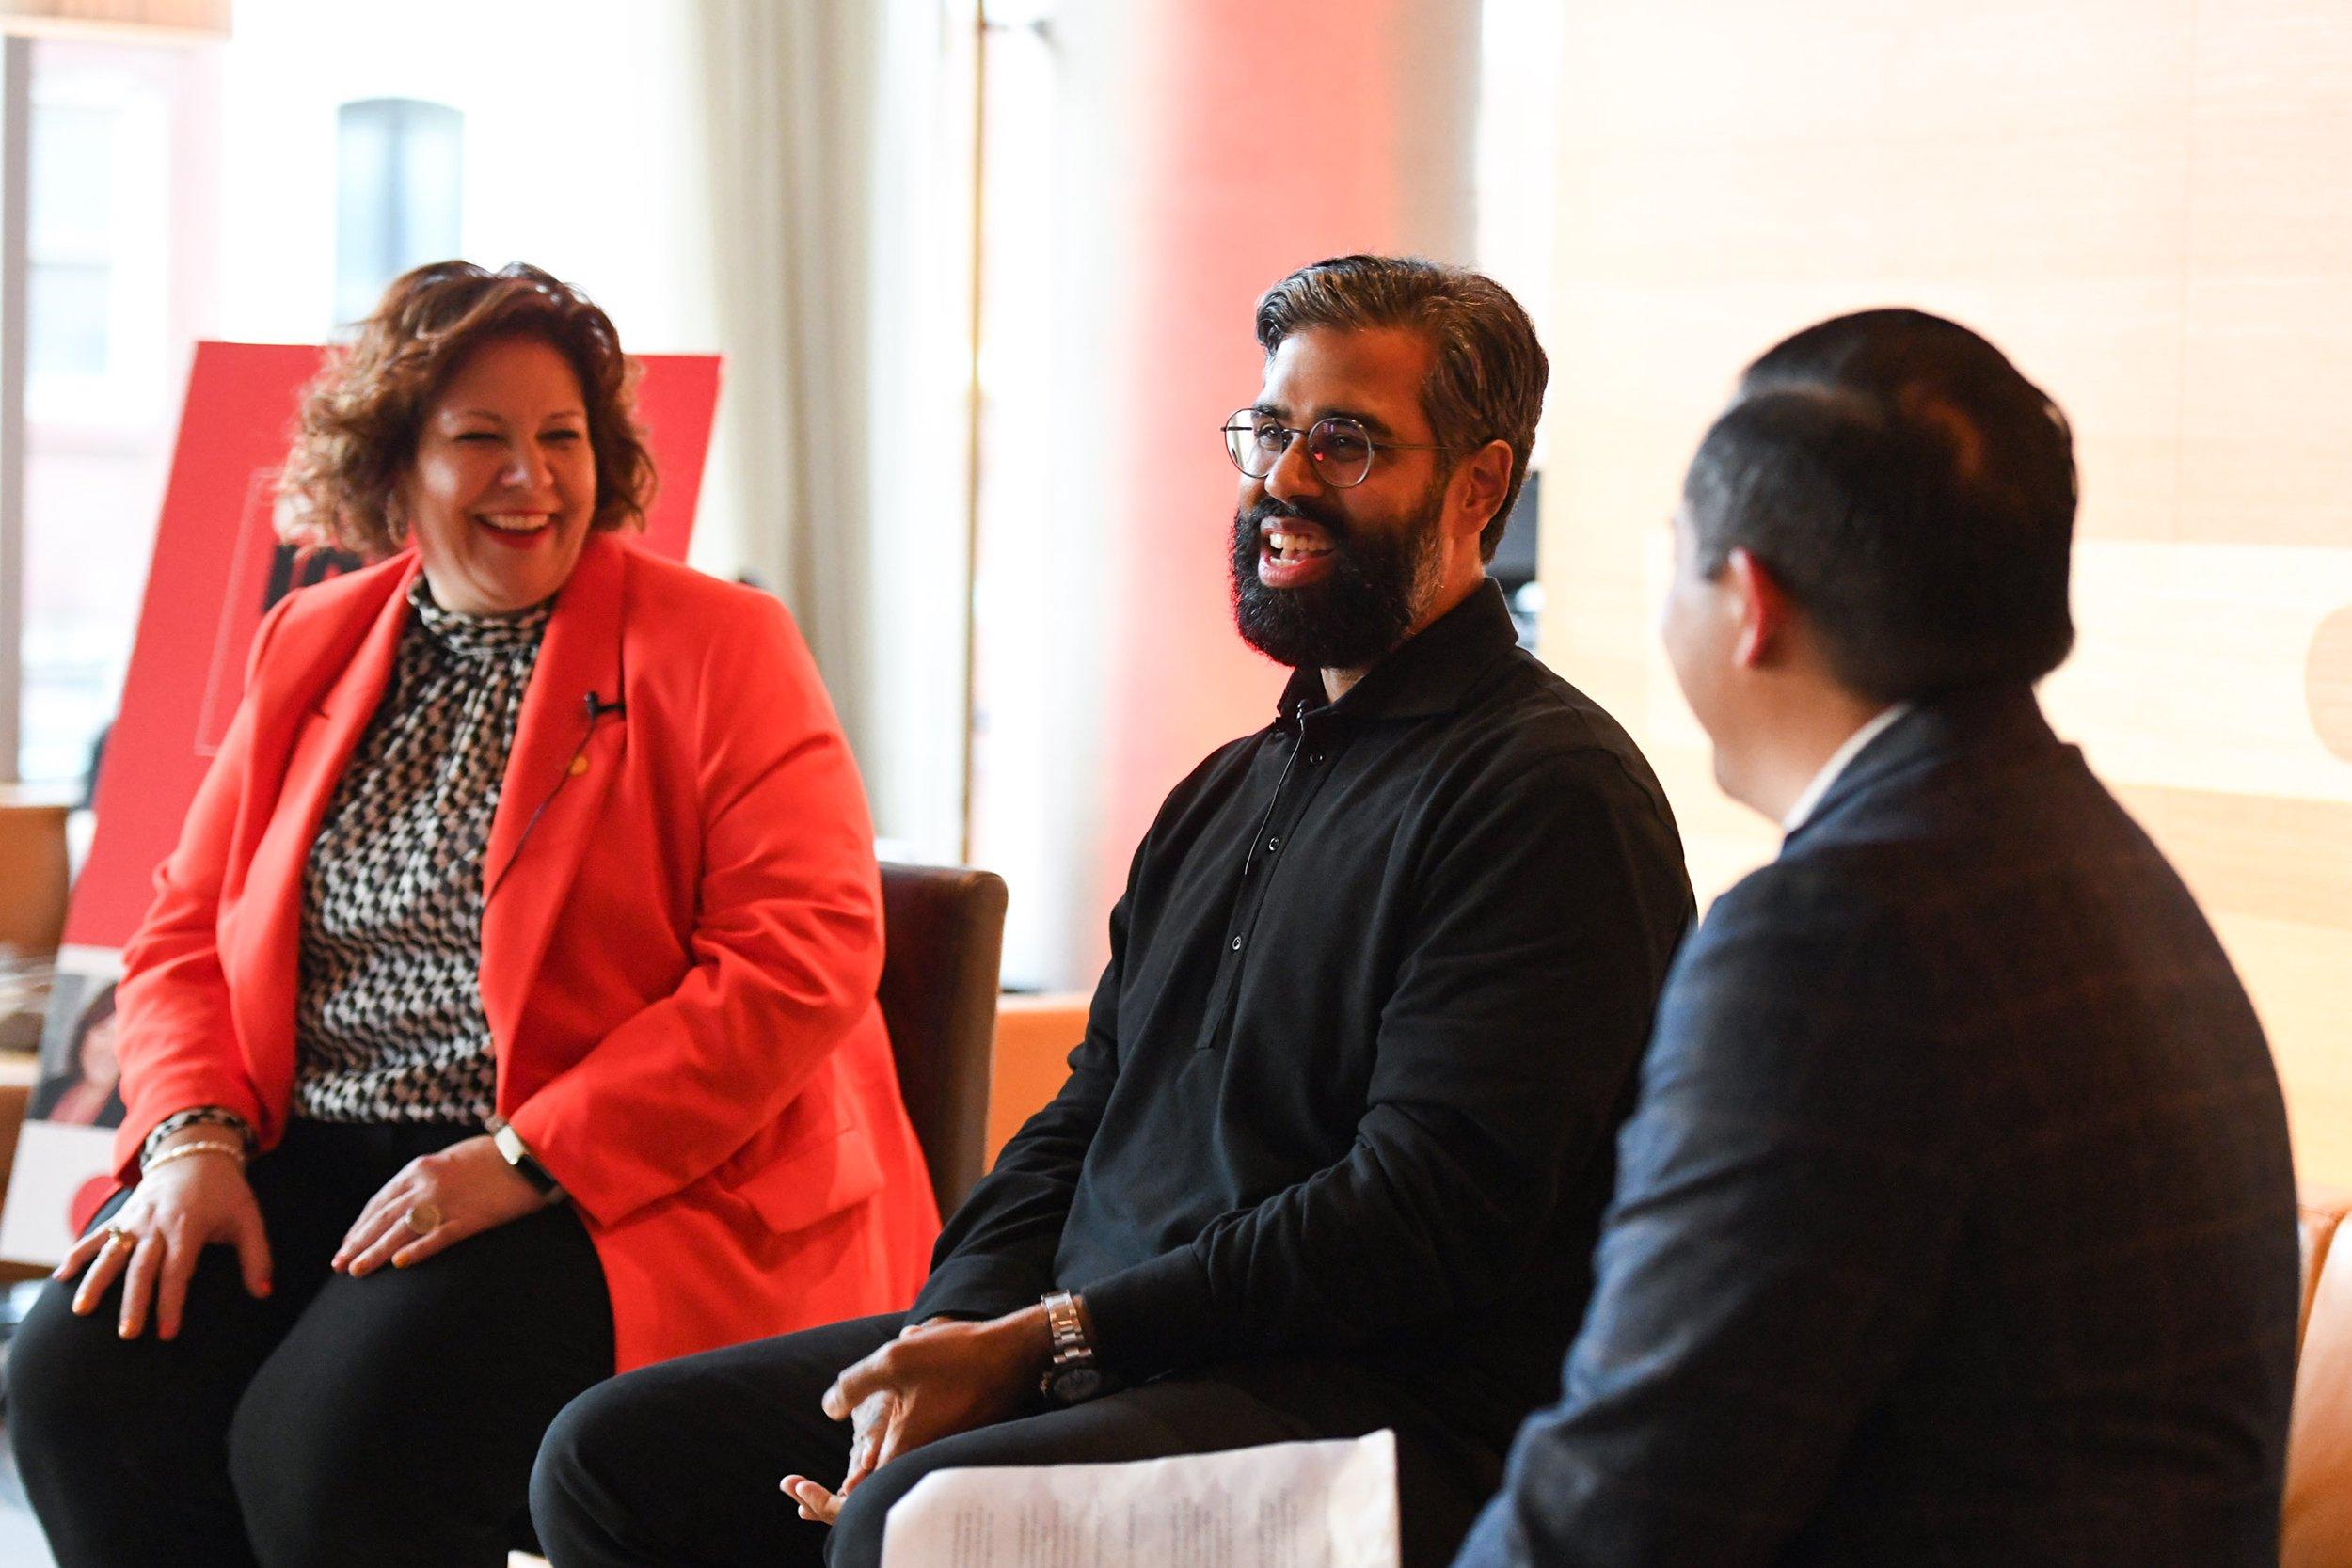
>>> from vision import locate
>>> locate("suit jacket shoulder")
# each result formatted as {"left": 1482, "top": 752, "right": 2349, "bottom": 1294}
{"left": 1644, "top": 846, "right": 1957, "bottom": 1154}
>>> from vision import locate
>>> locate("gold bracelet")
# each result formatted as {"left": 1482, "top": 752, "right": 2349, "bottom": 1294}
{"left": 141, "top": 1139, "right": 246, "bottom": 1175}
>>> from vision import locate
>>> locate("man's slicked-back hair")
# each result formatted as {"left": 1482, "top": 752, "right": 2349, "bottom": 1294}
{"left": 1684, "top": 309, "right": 2078, "bottom": 703}
{"left": 1255, "top": 255, "right": 1548, "bottom": 562}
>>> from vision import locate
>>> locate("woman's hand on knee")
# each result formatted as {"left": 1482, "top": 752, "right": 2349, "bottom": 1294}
{"left": 332, "top": 1135, "right": 551, "bottom": 1277}
{"left": 54, "top": 1143, "right": 271, "bottom": 1340}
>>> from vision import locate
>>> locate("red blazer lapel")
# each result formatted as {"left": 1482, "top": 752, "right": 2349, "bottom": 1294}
{"left": 480, "top": 532, "right": 628, "bottom": 1066}
{"left": 226, "top": 556, "right": 421, "bottom": 1117}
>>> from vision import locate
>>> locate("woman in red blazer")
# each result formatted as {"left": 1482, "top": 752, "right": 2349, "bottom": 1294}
{"left": 7, "top": 261, "right": 938, "bottom": 1568}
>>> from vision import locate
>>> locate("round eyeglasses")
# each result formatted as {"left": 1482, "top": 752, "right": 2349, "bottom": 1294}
{"left": 1221, "top": 409, "right": 1455, "bottom": 489}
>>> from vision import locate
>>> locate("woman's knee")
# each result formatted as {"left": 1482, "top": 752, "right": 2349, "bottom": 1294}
{"left": 225, "top": 1347, "right": 441, "bottom": 1564}
{"left": 8, "top": 1280, "right": 151, "bottom": 1450}
{"left": 223, "top": 1368, "right": 340, "bottom": 1563}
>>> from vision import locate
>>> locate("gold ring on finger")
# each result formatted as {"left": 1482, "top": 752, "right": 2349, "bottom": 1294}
{"left": 101, "top": 1224, "right": 138, "bottom": 1251}
{"left": 404, "top": 1202, "right": 444, "bottom": 1237}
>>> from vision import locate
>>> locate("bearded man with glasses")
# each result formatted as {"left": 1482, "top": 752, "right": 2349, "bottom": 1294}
{"left": 530, "top": 254, "right": 1693, "bottom": 1568}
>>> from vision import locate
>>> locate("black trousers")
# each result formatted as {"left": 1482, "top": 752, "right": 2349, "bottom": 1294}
{"left": 531, "top": 1312, "right": 1497, "bottom": 1568}
{"left": 8, "top": 1118, "right": 613, "bottom": 1568}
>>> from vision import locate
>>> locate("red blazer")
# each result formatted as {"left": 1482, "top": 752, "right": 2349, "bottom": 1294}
{"left": 111, "top": 532, "right": 939, "bottom": 1371}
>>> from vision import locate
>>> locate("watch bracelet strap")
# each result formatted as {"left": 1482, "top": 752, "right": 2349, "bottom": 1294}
{"left": 1039, "top": 1290, "right": 1121, "bottom": 1405}
{"left": 486, "top": 1114, "right": 564, "bottom": 1199}
{"left": 1042, "top": 1289, "right": 1096, "bottom": 1367}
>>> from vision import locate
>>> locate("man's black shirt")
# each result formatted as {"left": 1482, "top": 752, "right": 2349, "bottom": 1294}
{"left": 912, "top": 581, "right": 1693, "bottom": 1449}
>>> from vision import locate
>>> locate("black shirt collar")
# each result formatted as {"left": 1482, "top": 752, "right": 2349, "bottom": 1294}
{"left": 1273, "top": 578, "right": 1520, "bottom": 723}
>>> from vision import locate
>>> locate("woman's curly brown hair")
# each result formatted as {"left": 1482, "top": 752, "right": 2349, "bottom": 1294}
{"left": 278, "top": 261, "right": 657, "bottom": 556}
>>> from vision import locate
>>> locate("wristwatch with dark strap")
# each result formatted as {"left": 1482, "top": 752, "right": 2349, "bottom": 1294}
{"left": 486, "top": 1114, "right": 564, "bottom": 1201}
{"left": 1040, "top": 1290, "right": 1106, "bottom": 1406}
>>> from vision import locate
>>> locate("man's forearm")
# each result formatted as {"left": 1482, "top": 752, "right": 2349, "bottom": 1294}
{"left": 911, "top": 1053, "right": 1113, "bottom": 1319}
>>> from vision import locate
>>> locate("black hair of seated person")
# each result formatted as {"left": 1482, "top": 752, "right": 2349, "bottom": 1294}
{"left": 1683, "top": 308, "right": 2079, "bottom": 705}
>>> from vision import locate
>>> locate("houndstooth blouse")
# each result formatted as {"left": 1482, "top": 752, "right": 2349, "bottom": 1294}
{"left": 289, "top": 577, "right": 550, "bottom": 1122}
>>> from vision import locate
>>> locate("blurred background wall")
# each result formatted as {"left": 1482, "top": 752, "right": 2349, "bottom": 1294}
{"left": 963, "top": 0, "right": 1485, "bottom": 990}
{"left": 1532, "top": 1, "right": 2352, "bottom": 1183}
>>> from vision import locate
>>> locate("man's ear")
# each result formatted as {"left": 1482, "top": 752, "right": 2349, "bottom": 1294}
{"left": 1724, "top": 547, "right": 1793, "bottom": 669}
{"left": 1451, "top": 439, "right": 1515, "bottom": 544}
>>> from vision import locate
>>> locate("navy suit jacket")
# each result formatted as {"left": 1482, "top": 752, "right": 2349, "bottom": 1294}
{"left": 1454, "top": 685, "right": 2301, "bottom": 1566}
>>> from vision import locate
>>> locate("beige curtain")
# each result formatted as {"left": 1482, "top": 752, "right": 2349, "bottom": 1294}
{"left": 688, "top": 0, "right": 975, "bottom": 862}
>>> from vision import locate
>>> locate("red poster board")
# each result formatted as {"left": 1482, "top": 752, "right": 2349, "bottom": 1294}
{"left": 0, "top": 341, "right": 720, "bottom": 1266}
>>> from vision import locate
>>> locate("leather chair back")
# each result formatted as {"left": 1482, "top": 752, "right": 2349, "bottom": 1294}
{"left": 2288, "top": 1183, "right": 2352, "bottom": 1566}
{"left": 506, "top": 866, "right": 1007, "bottom": 1568}
{"left": 877, "top": 863, "right": 1009, "bottom": 1217}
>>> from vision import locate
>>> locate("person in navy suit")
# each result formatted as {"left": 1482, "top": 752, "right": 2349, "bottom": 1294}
{"left": 1454, "top": 308, "right": 2301, "bottom": 1566}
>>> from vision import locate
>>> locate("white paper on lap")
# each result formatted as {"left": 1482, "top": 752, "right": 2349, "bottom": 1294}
{"left": 879, "top": 1429, "right": 1398, "bottom": 1568}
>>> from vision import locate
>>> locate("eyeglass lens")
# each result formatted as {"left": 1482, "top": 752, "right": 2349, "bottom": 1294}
{"left": 1224, "top": 411, "right": 1375, "bottom": 487}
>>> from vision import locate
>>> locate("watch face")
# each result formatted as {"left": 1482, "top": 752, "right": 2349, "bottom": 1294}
{"left": 1047, "top": 1365, "right": 1106, "bottom": 1405}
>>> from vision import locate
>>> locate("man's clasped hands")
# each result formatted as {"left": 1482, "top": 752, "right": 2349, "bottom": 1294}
{"left": 782, "top": 1306, "right": 1055, "bottom": 1525}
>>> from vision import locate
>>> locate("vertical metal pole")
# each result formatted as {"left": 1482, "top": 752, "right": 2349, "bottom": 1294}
{"left": 957, "top": 4, "right": 988, "bottom": 865}
{"left": 0, "top": 34, "right": 31, "bottom": 786}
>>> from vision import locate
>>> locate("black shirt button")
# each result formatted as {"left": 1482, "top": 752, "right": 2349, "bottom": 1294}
{"left": 1306, "top": 752, "right": 1325, "bottom": 765}
{"left": 1265, "top": 836, "right": 1280, "bottom": 853}
{"left": 1230, "top": 935, "right": 1244, "bottom": 951}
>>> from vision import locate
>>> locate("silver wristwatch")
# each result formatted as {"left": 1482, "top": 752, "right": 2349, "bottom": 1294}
{"left": 1039, "top": 1290, "right": 1106, "bottom": 1406}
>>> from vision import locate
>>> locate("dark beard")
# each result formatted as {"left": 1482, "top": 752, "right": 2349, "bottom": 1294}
{"left": 1229, "top": 493, "right": 1438, "bottom": 671}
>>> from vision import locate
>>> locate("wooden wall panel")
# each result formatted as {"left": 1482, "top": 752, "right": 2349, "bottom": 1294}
{"left": 1540, "top": 1, "right": 2352, "bottom": 1181}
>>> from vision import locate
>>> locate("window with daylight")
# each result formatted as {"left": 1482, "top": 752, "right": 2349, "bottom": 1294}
{"left": 333, "top": 97, "right": 462, "bottom": 326}
{"left": 15, "top": 38, "right": 211, "bottom": 790}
